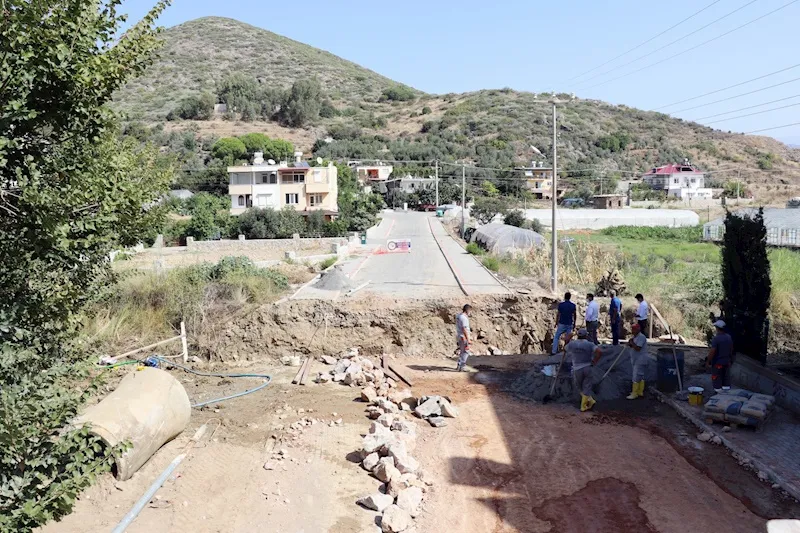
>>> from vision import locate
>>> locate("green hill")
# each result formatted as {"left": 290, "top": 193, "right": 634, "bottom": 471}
{"left": 115, "top": 17, "right": 800, "bottom": 196}
{"left": 114, "top": 17, "right": 404, "bottom": 119}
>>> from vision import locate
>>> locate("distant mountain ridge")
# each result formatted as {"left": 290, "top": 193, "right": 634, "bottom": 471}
{"left": 114, "top": 17, "right": 800, "bottom": 193}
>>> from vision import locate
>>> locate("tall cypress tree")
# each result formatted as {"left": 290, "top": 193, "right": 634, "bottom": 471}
{"left": 720, "top": 208, "right": 771, "bottom": 364}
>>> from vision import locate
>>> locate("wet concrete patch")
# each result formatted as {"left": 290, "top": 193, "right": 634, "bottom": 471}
{"left": 532, "top": 477, "right": 658, "bottom": 533}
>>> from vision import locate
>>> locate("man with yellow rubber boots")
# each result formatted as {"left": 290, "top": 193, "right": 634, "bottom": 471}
{"left": 565, "top": 328, "right": 603, "bottom": 411}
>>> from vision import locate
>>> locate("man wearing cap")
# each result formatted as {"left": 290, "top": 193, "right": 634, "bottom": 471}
{"left": 707, "top": 320, "right": 733, "bottom": 392}
{"left": 626, "top": 323, "right": 648, "bottom": 399}
{"left": 565, "top": 328, "right": 603, "bottom": 411}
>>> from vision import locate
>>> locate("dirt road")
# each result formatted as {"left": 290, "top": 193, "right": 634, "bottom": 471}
{"left": 42, "top": 357, "right": 797, "bottom": 533}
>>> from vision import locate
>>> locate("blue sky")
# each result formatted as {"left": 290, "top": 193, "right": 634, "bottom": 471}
{"left": 124, "top": 0, "right": 800, "bottom": 143}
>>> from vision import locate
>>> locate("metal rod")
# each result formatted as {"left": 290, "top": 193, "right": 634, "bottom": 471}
{"left": 112, "top": 334, "right": 183, "bottom": 362}
{"left": 461, "top": 164, "right": 466, "bottom": 239}
{"left": 435, "top": 159, "right": 439, "bottom": 207}
{"left": 551, "top": 102, "right": 558, "bottom": 294}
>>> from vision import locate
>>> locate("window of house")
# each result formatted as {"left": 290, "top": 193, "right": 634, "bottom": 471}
{"left": 691, "top": 178, "right": 696, "bottom": 184}
{"left": 313, "top": 170, "right": 323, "bottom": 183}
{"left": 285, "top": 193, "right": 299, "bottom": 205}
{"left": 260, "top": 172, "right": 277, "bottom": 184}
{"left": 237, "top": 195, "right": 244, "bottom": 207}
{"left": 309, "top": 194, "right": 323, "bottom": 207}
{"left": 673, "top": 178, "right": 679, "bottom": 184}
{"left": 281, "top": 172, "right": 305, "bottom": 184}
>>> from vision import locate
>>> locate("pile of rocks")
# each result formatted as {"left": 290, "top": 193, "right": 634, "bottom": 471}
{"left": 412, "top": 395, "right": 459, "bottom": 428}
{"left": 356, "top": 413, "right": 428, "bottom": 532}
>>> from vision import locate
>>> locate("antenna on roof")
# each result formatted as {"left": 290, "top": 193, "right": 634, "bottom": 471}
{"left": 316, "top": 157, "right": 323, "bottom": 165}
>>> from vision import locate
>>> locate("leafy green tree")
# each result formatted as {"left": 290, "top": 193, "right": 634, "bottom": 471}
{"left": 264, "top": 138, "right": 295, "bottom": 162}
{"left": 306, "top": 209, "right": 326, "bottom": 236}
{"left": 185, "top": 193, "right": 226, "bottom": 240}
{"left": 211, "top": 137, "right": 247, "bottom": 162}
{"left": 238, "top": 208, "right": 281, "bottom": 239}
{"left": 216, "top": 73, "right": 259, "bottom": 111}
{"left": 471, "top": 197, "right": 509, "bottom": 224}
{"left": 168, "top": 92, "right": 214, "bottom": 120}
{"left": 504, "top": 209, "right": 526, "bottom": 227}
{"left": 278, "top": 206, "right": 306, "bottom": 237}
{"left": 0, "top": 1, "right": 171, "bottom": 529}
{"left": 238, "top": 133, "right": 271, "bottom": 156}
{"left": 721, "top": 209, "right": 771, "bottom": 363}
{"left": 278, "top": 78, "right": 322, "bottom": 127}
{"left": 481, "top": 180, "right": 499, "bottom": 197}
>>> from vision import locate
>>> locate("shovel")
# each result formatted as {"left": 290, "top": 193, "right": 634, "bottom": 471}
{"left": 592, "top": 346, "right": 628, "bottom": 393}
{"left": 542, "top": 350, "right": 567, "bottom": 404}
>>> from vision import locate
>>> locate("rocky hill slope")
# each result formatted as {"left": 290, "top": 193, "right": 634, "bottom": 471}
{"left": 115, "top": 17, "right": 800, "bottom": 192}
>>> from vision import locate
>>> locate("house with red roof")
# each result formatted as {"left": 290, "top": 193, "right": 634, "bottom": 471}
{"left": 641, "top": 160, "right": 712, "bottom": 200}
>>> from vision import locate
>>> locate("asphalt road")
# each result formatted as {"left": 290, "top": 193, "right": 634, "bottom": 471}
{"left": 348, "top": 210, "right": 508, "bottom": 298}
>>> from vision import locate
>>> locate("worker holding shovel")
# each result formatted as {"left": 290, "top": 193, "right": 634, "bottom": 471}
{"left": 566, "top": 328, "right": 603, "bottom": 411}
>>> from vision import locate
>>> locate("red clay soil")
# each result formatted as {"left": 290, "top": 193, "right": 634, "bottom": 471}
{"left": 411, "top": 369, "right": 780, "bottom": 533}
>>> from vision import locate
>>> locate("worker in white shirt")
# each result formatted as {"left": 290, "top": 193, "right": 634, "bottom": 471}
{"left": 585, "top": 293, "right": 600, "bottom": 345}
{"left": 635, "top": 293, "right": 650, "bottom": 338}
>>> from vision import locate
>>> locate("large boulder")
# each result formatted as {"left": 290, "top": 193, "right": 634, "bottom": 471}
{"left": 396, "top": 486, "right": 424, "bottom": 518}
{"left": 359, "top": 492, "right": 395, "bottom": 512}
{"left": 381, "top": 505, "right": 413, "bottom": 533}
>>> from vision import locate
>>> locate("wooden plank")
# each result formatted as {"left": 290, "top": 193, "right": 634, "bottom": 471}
{"left": 299, "top": 357, "right": 313, "bottom": 386}
{"left": 388, "top": 363, "right": 413, "bottom": 387}
{"left": 292, "top": 357, "right": 309, "bottom": 384}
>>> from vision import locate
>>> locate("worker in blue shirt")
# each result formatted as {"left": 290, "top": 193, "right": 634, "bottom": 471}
{"left": 609, "top": 290, "right": 622, "bottom": 346}
{"left": 552, "top": 292, "right": 577, "bottom": 355}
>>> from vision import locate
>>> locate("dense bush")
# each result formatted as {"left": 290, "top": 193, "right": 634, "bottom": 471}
{"left": 167, "top": 92, "right": 215, "bottom": 120}
{"left": 381, "top": 85, "right": 416, "bottom": 102}
{"left": 504, "top": 210, "right": 525, "bottom": 227}
{"left": 466, "top": 242, "right": 485, "bottom": 255}
{"left": 211, "top": 137, "right": 247, "bottom": 162}
{"left": 237, "top": 133, "right": 294, "bottom": 162}
{"left": 277, "top": 79, "right": 322, "bottom": 127}
{"left": 471, "top": 197, "right": 509, "bottom": 224}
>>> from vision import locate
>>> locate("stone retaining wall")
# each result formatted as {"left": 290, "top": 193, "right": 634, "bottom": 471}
{"left": 186, "top": 235, "right": 348, "bottom": 254}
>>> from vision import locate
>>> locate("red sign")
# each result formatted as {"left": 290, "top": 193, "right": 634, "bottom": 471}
{"left": 386, "top": 239, "right": 412, "bottom": 252}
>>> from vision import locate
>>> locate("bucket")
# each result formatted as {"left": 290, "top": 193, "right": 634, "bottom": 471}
{"left": 76, "top": 368, "right": 191, "bottom": 480}
{"left": 656, "top": 348, "right": 685, "bottom": 393}
{"left": 688, "top": 386, "right": 704, "bottom": 406}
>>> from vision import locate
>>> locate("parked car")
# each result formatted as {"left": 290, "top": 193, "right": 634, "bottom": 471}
{"left": 561, "top": 198, "right": 585, "bottom": 208}
{"left": 418, "top": 203, "right": 436, "bottom": 212}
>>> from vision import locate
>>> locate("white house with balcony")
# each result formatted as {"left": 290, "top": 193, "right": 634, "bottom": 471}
{"left": 228, "top": 152, "right": 282, "bottom": 214}
{"left": 641, "top": 162, "right": 712, "bottom": 200}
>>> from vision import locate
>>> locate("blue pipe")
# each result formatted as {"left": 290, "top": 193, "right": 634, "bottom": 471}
{"left": 154, "top": 357, "right": 272, "bottom": 409}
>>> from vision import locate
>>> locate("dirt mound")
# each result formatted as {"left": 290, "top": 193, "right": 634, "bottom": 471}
{"left": 205, "top": 294, "right": 557, "bottom": 362}
{"left": 312, "top": 265, "right": 353, "bottom": 291}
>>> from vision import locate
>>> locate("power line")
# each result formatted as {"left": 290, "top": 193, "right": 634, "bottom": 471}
{"left": 655, "top": 63, "right": 800, "bottom": 110}
{"left": 564, "top": 0, "right": 723, "bottom": 84}
{"left": 693, "top": 94, "right": 800, "bottom": 120}
{"left": 573, "top": 0, "right": 756, "bottom": 88}
{"left": 582, "top": 0, "right": 799, "bottom": 90}
{"left": 745, "top": 121, "right": 800, "bottom": 134}
{"left": 704, "top": 101, "right": 800, "bottom": 124}
{"left": 671, "top": 75, "right": 800, "bottom": 113}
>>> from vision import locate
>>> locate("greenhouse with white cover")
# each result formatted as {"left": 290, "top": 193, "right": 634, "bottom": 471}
{"left": 471, "top": 223, "right": 546, "bottom": 254}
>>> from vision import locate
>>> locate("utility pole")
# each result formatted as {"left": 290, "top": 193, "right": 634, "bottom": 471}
{"left": 550, "top": 100, "right": 558, "bottom": 294}
{"left": 461, "top": 164, "right": 466, "bottom": 239}
{"left": 435, "top": 160, "right": 439, "bottom": 207}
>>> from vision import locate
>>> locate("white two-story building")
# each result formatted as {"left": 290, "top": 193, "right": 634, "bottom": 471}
{"left": 642, "top": 162, "right": 712, "bottom": 200}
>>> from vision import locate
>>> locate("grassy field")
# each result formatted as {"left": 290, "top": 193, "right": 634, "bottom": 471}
{"left": 487, "top": 225, "right": 800, "bottom": 348}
